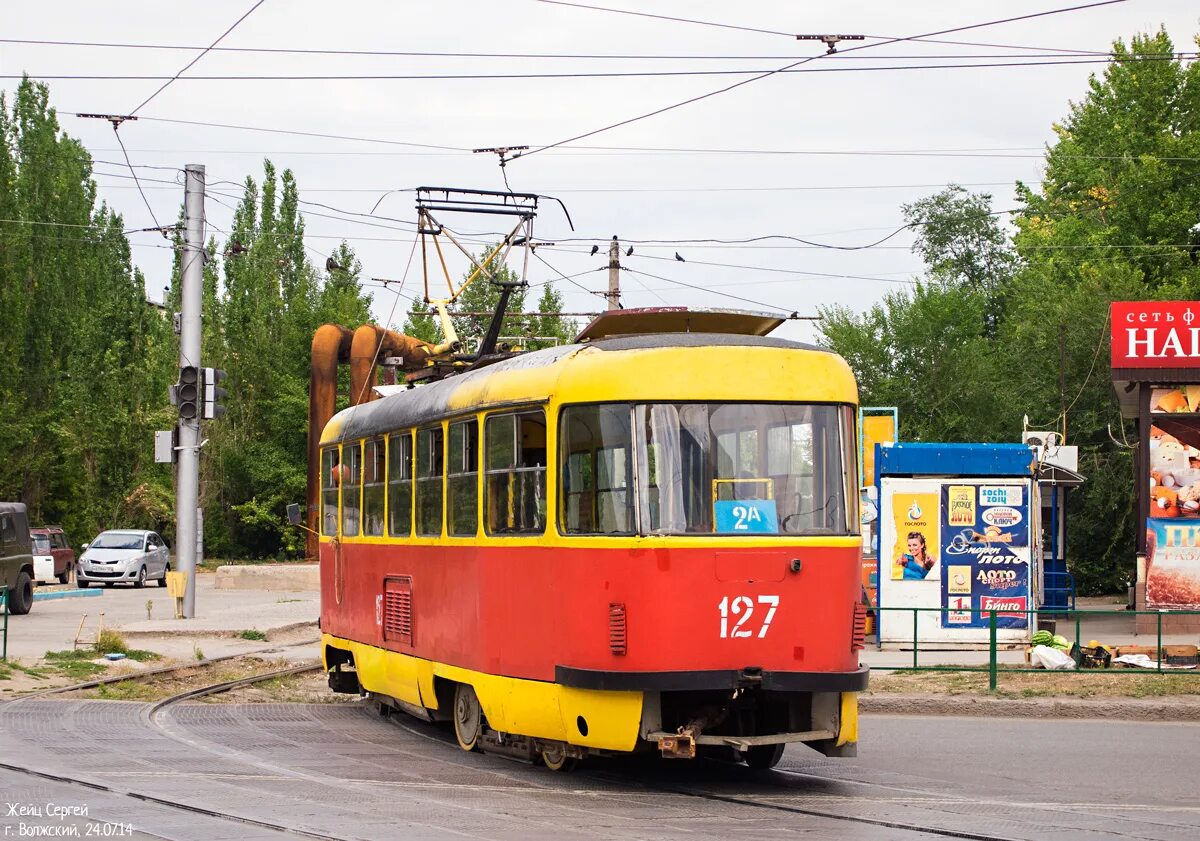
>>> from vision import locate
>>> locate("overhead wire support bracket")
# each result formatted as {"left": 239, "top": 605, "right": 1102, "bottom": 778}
{"left": 76, "top": 112, "right": 138, "bottom": 128}
{"left": 794, "top": 34, "right": 866, "bottom": 54}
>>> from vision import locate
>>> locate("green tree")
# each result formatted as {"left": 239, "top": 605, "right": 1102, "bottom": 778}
{"left": 819, "top": 185, "right": 1011, "bottom": 442}
{"left": 191, "top": 160, "right": 371, "bottom": 558}
{"left": 1004, "top": 30, "right": 1200, "bottom": 592}
{"left": 0, "top": 77, "right": 175, "bottom": 543}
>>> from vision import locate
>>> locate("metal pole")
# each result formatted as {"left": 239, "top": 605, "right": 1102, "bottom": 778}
{"left": 176, "top": 164, "right": 205, "bottom": 619}
{"left": 606, "top": 235, "right": 620, "bottom": 310}
{"left": 988, "top": 610, "right": 998, "bottom": 692}
{"left": 1156, "top": 611, "right": 1162, "bottom": 673}
{"left": 912, "top": 608, "right": 918, "bottom": 669}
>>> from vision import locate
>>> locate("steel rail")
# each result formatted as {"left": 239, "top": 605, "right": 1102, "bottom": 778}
{"left": 379, "top": 700, "right": 1017, "bottom": 839}
{"left": 0, "top": 659, "right": 346, "bottom": 841}
{"left": 3, "top": 636, "right": 320, "bottom": 703}
{"left": 0, "top": 760, "right": 354, "bottom": 841}
{"left": 145, "top": 661, "right": 320, "bottom": 718}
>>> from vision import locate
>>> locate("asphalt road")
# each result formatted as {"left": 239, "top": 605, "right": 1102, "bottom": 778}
{"left": 0, "top": 696, "right": 1194, "bottom": 841}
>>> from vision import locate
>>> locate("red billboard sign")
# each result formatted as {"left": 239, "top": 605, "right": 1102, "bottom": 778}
{"left": 1111, "top": 301, "right": 1200, "bottom": 369}
{"left": 979, "top": 595, "right": 1028, "bottom": 618}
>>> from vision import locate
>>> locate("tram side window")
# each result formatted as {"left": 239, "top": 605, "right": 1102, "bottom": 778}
{"left": 416, "top": 426, "right": 444, "bottom": 536}
{"left": 363, "top": 438, "right": 386, "bottom": 536}
{"left": 341, "top": 442, "right": 362, "bottom": 537}
{"left": 388, "top": 432, "right": 413, "bottom": 537}
{"left": 321, "top": 448, "right": 339, "bottom": 536}
{"left": 448, "top": 419, "right": 479, "bottom": 537}
{"left": 485, "top": 410, "right": 547, "bottom": 535}
{"left": 560, "top": 404, "right": 634, "bottom": 535}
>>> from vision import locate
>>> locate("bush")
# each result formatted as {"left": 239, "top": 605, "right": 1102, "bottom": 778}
{"left": 95, "top": 629, "right": 130, "bottom": 656}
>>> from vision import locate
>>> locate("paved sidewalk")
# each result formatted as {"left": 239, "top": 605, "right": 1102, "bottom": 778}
{"left": 3, "top": 574, "right": 318, "bottom": 661}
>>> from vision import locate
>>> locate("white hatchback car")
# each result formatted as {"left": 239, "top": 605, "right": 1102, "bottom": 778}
{"left": 77, "top": 530, "right": 171, "bottom": 588}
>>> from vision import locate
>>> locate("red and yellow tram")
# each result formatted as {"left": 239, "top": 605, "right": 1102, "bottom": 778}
{"left": 319, "top": 314, "right": 867, "bottom": 770}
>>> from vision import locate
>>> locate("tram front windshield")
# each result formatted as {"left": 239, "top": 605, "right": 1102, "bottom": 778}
{"left": 559, "top": 403, "right": 858, "bottom": 536}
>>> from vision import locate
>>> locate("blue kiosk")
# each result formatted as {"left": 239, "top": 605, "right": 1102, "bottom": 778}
{"left": 872, "top": 442, "right": 1082, "bottom": 647}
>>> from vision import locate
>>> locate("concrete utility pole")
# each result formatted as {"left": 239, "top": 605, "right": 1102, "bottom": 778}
{"left": 176, "top": 164, "right": 205, "bottom": 619}
{"left": 607, "top": 235, "right": 621, "bottom": 310}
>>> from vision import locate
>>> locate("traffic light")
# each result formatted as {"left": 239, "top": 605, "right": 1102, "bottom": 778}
{"left": 203, "top": 367, "right": 228, "bottom": 420}
{"left": 177, "top": 365, "right": 200, "bottom": 421}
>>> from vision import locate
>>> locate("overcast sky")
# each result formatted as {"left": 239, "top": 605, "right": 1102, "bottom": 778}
{"left": 5, "top": 1, "right": 1199, "bottom": 341}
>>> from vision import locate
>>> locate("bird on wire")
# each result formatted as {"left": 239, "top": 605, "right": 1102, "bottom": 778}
{"left": 589, "top": 244, "right": 599, "bottom": 256}
{"left": 675, "top": 252, "right": 685, "bottom": 262}
{"left": 626, "top": 245, "right": 633, "bottom": 256}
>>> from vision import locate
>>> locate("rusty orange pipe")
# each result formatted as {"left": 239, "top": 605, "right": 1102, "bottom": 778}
{"left": 349, "top": 324, "right": 441, "bottom": 406}
{"left": 307, "top": 324, "right": 354, "bottom": 559}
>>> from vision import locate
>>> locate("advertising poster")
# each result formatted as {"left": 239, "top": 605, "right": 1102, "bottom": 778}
{"left": 890, "top": 491, "right": 940, "bottom": 581}
{"left": 939, "top": 484, "right": 1031, "bottom": 628}
{"left": 861, "top": 413, "right": 897, "bottom": 486}
{"left": 1148, "top": 422, "right": 1200, "bottom": 520}
{"left": 1146, "top": 414, "right": 1200, "bottom": 607}
{"left": 1146, "top": 519, "right": 1200, "bottom": 607}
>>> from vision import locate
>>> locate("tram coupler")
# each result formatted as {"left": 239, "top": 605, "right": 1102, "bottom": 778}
{"left": 657, "top": 731, "right": 697, "bottom": 760}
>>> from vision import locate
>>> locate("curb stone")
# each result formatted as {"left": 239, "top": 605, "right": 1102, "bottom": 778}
{"left": 119, "top": 620, "right": 317, "bottom": 639}
{"left": 861, "top": 692, "right": 1200, "bottom": 721}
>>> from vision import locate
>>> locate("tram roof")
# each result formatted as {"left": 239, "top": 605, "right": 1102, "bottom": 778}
{"left": 321, "top": 332, "right": 851, "bottom": 446}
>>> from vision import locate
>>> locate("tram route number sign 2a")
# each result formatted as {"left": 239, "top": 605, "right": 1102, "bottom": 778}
{"left": 718, "top": 595, "right": 780, "bottom": 638}
{"left": 714, "top": 499, "right": 779, "bottom": 534}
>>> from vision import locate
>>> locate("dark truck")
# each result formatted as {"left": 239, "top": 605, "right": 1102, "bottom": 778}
{"left": 0, "top": 502, "right": 35, "bottom": 614}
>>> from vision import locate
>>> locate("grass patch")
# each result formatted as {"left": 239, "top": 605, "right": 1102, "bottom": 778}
{"left": 94, "top": 680, "right": 158, "bottom": 701}
{"left": 869, "top": 668, "right": 1200, "bottom": 698}
{"left": 43, "top": 651, "right": 107, "bottom": 681}
{"left": 8, "top": 662, "right": 50, "bottom": 680}
{"left": 238, "top": 629, "right": 267, "bottom": 641}
{"left": 125, "top": 649, "right": 161, "bottom": 662}
{"left": 40, "top": 647, "right": 161, "bottom": 682}
{"left": 0, "top": 662, "right": 12, "bottom": 681}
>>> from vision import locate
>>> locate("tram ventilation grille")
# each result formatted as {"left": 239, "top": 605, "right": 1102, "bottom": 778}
{"left": 609, "top": 602, "right": 627, "bottom": 655}
{"left": 852, "top": 602, "right": 867, "bottom": 652}
{"left": 384, "top": 576, "right": 414, "bottom": 645}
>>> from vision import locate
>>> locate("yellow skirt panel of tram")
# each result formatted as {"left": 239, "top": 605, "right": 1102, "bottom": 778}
{"left": 838, "top": 692, "right": 859, "bottom": 747}
{"left": 324, "top": 635, "right": 643, "bottom": 752}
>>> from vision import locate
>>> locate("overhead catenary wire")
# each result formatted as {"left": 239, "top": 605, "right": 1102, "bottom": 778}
{"left": 22, "top": 54, "right": 1197, "bottom": 82}
{"left": 535, "top": 0, "right": 1116, "bottom": 56}
{"left": 90, "top": 177, "right": 1021, "bottom": 194}
{"left": 128, "top": 0, "right": 269, "bottom": 115}
{"left": 109, "top": 122, "right": 165, "bottom": 232}
{"left": 536, "top": 0, "right": 797, "bottom": 38}
{"left": 0, "top": 37, "right": 1132, "bottom": 60}
{"left": 68, "top": 115, "right": 1200, "bottom": 162}
{"left": 623, "top": 266, "right": 817, "bottom": 317}
{"left": 517, "top": 0, "right": 1130, "bottom": 159}
{"left": 532, "top": 250, "right": 609, "bottom": 300}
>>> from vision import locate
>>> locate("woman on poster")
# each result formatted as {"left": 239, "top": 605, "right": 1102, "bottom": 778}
{"left": 896, "top": 531, "right": 936, "bottom": 580}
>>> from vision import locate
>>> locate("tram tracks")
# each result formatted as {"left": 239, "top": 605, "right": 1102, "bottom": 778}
{"left": 1, "top": 658, "right": 349, "bottom": 841}
{"left": 384, "top": 711, "right": 1023, "bottom": 841}
{"left": 1, "top": 671, "right": 1188, "bottom": 841}
{"left": 3, "top": 637, "right": 321, "bottom": 702}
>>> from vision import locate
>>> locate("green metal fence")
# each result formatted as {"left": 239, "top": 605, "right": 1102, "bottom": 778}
{"left": 871, "top": 605, "right": 1200, "bottom": 691}
{"left": 0, "top": 585, "right": 7, "bottom": 661}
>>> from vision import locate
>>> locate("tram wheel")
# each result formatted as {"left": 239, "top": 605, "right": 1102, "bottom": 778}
{"left": 452, "top": 683, "right": 483, "bottom": 752}
{"left": 540, "top": 744, "right": 577, "bottom": 773}
{"left": 742, "top": 743, "right": 785, "bottom": 770}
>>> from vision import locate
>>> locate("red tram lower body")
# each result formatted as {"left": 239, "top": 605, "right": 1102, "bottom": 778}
{"left": 321, "top": 540, "right": 866, "bottom": 766}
